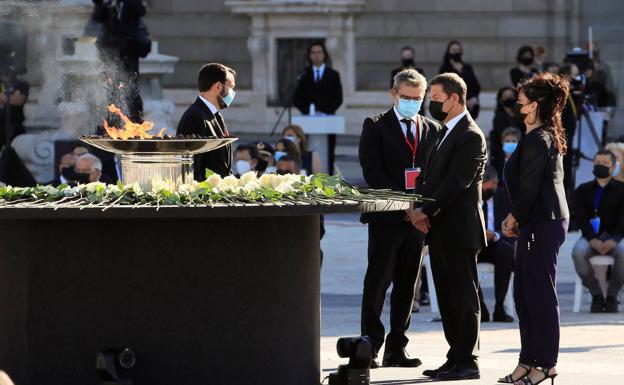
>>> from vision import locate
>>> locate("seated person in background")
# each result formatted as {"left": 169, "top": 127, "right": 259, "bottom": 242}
{"left": 478, "top": 165, "right": 515, "bottom": 322}
{"left": 255, "top": 141, "right": 276, "bottom": 174}
{"left": 274, "top": 138, "right": 301, "bottom": 165}
{"left": 572, "top": 149, "right": 624, "bottom": 313}
{"left": 56, "top": 152, "right": 78, "bottom": 185}
{"left": 500, "top": 127, "right": 522, "bottom": 164}
{"left": 62, "top": 153, "right": 112, "bottom": 185}
{"left": 234, "top": 144, "right": 262, "bottom": 176}
{"left": 282, "top": 124, "right": 322, "bottom": 175}
{"left": 276, "top": 155, "right": 300, "bottom": 175}
{"left": 605, "top": 142, "right": 624, "bottom": 183}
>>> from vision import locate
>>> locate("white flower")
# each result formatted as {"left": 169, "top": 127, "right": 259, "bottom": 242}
{"left": 275, "top": 182, "right": 294, "bottom": 194}
{"left": 221, "top": 175, "right": 239, "bottom": 191}
{"left": 130, "top": 182, "right": 143, "bottom": 195}
{"left": 243, "top": 181, "right": 260, "bottom": 193}
{"left": 85, "top": 182, "right": 106, "bottom": 193}
{"left": 206, "top": 173, "right": 223, "bottom": 188}
{"left": 151, "top": 179, "right": 171, "bottom": 193}
{"left": 284, "top": 174, "right": 302, "bottom": 185}
{"left": 259, "top": 173, "right": 275, "bottom": 189}
{"left": 271, "top": 174, "right": 285, "bottom": 189}
{"left": 41, "top": 185, "right": 58, "bottom": 195}
{"left": 61, "top": 186, "right": 78, "bottom": 196}
{"left": 106, "top": 185, "right": 121, "bottom": 194}
{"left": 240, "top": 171, "right": 257, "bottom": 186}
{"left": 178, "top": 183, "right": 195, "bottom": 194}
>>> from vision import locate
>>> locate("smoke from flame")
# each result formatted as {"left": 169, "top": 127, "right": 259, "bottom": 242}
{"left": 103, "top": 104, "right": 166, "bottom": 139}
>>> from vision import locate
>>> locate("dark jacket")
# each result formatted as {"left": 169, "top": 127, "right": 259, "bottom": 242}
{"left": 293, "top": 66, "right": 343, "bottom": 115}
{"left": 510, "top": 67, "right": 538, "bottom": 87}
{"left": 421, "top": 113, "right": 487, "bottom": 249}
{"left": 176, "top": 97, "right": 232, "bottom": 179}
{"left": 574, "top": 179, "right": 624, "bottom": 242}
{"left": 504, "top": 126, "right": 569, "bottom": 226}
{"left": 359, "top": 108, "right": 442, "bottom": 224}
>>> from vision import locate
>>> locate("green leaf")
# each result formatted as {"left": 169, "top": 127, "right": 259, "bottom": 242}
{"left": 205, "top": 169, "right": 215, "bottom": 179}
{"left": 323, "top": 187, "right": 336, "bottom": 197}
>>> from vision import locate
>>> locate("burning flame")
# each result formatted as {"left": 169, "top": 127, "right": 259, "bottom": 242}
{"left": 103, "top": 104, "right": 167, "bottom": 140}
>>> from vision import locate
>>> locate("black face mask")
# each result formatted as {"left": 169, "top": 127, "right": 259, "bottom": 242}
{"left": 519, "top": 56, "right": 534, "bottom": 66}
{"left": 401, "top": 58, "right": 415, "bottom": 67}
{"left": 514, "top": 103, "right": 528, "bottom": 123}
{"left": 429, "top": 99, "right": 449, "bottom": 122}
{"left": 449, "top": 52, "right": 463, "bottom": 62}
{"left": 61, "top": 167, "right": 91, "bottom": 184}
{"left": 483, "top": 188, "right": 496, "bottom": 201}
{"left": 593, "top": 164, "right": 611, "bottom": 179}
{"left": 502, "top": 97, "right": 517, "bottom": 109}
{"left": 277, "top": 169, "right": 292, "bottom": 175}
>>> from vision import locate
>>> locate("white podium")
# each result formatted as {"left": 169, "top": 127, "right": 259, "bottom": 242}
{"left": 291, "top": 115, "right": 345, "bottom": 174}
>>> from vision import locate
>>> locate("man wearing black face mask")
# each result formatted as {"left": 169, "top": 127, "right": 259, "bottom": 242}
{"left": 61, "top": 153, "right": 108, "bottom": 185}
{"left": 390, "top": 46, "right": 424, "bottom": 89}
{"left": 177, "top": 63, "right": 236, "bottom": 179}
{"left": 572, "top": 149, "right": 624, "bottom": 313}
{"left": 406, "top": 72, "right": 487, "bottom": 381}
{"left": 477, "top": 166, "right": 515, "bottom": 323}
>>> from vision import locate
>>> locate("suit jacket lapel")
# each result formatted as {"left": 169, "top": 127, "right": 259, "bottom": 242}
{"left": 426, "top": 114, "right": 469, "bottom": 171}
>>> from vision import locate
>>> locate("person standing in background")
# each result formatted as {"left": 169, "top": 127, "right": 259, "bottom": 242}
{"left": 390, "top": 46, "right": 425, "bottom": 88}
{"left": 510, "top": 46, "right": 538, "bottom": 86}
{"left": 293, "top": 41, "right": 343, "bottom": 175}
{"left": 490, "top": 86, "right": 522, "bottom": 178}
{"left": 438, "top": 41, "right": 481, "bottom": 119}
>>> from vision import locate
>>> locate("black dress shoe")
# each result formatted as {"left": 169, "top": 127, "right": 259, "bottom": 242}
{"left": 493, "top": 306, "right": 514, "bottom": 322}
{"left": 382, "top": 349, "right": 422, "bottom": 368}
{"left": 437, "top": 364, "right": 480, "bottom": 381}
{"left": 422, "top": 360, "right": 455, "bottom": 378}
{"left": 591, "top": 295, "right": 605, "bottom": 313}
{"left": 604, "top": 296, "right": 619, "bottom": 313}
{"left": 370, "top": 358, "right": 381, "bottom": 369}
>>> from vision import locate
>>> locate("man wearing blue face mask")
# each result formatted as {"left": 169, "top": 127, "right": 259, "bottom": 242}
{"left": 177, "top": 63, "right": 236, "bottom": 179}
{"left": 359, "top": 69, "right": 442, "bottom": 369}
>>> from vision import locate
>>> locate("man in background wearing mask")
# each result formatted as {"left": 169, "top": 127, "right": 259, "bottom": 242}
{"left": 477, "top": 166, "right": 514, "bottom": 323}
{"left": 61, "top": 153, "right": 107, "bottom": 185}
{"left": 358, "top": 69, "right": 441, "bottom": 369}
{"left": 572, "top": 149, "right": 624, "bottom": 313}
{"left": 177, "top": 63, "right": 236, "bottom": 179}
{"left": 390, "top": 46, "right": 424, "bottom": 89}
{"left": 276, "top": 155, "right": 300, "bottom": 175}
{"left": 234, "top": 144, "right": 261, "bottom": 176}
{"left": 407, "top": 72, "right": 487, "bottom": 381}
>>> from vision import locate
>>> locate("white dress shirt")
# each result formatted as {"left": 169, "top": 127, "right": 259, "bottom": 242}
{"left": 437, "top": 110, "right": 468, "bottom": 148}
{"left": 393, "top": 107, "right": 422, "bottom": 141}
{"left": 313, "top": 63, "right": 326, "bottom": 83}
{"left": 198, "top": 95, "right": 218, "bottom": 115}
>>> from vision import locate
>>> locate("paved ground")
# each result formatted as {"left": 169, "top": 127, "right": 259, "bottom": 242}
{"left": 319, "top": 213, "right": 624, "bottom": 384}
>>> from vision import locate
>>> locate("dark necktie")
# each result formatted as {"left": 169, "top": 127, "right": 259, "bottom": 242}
{"left": 401, "top": 119, "right": 415, "bottom": 144}
{"left": 215, "top": 112, "right": 230, "bottom": 137}
{"left": 436, "top": 125, "right": 449, "bottom": 148}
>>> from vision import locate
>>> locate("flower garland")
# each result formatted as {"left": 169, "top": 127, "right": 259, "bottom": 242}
{"left": 0, "top": 171, "right": 428, "bottom": 210}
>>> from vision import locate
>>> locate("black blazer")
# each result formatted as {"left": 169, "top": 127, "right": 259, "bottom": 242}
{"left": 504, "top": 126, "right": 569, "bottom": 226}
{"left": 359, "top": 108, "right": 442, "bottom": 224}
{"left": 421, "top": 114, "right": 487, "bottom": 249}
{"left": 176, "top": 97, "right": 232, "bottom": 179}
{"left": 293, "top": 66, "right": 343, "bottom": 115}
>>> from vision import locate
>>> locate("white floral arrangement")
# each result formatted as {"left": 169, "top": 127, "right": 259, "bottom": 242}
{"left": 0, "top": 171, "right": 425, "bottom": 210}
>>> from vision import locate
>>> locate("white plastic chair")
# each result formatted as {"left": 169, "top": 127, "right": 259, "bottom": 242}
{"left": 573, "top": 255, "right": 615, "bottom": 312}
{"left": 422, "top": 256, "right": 514, "bottom": 316}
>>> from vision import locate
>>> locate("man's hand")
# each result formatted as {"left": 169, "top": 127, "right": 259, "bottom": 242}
{"left": 501, "top": 213, "right": 518, "bottom": 238}
{"left": 590, "top": 239, "right": 605, "bottom": 254}
{"left": 406, "top": 208, "right": 430, "bottom": 233}
{"left": 602, "top": 239, "right": 618, "bottom": 255}
{"left": 486, "top": 230, "right": 496, "bottom": 243}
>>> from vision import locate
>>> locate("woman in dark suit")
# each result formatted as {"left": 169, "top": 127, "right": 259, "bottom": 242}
{"left": 499, "top": 73, "right": 570, "bottom": 385}
{"left": 438, "top": 40, "right": 481, "bottom": 119}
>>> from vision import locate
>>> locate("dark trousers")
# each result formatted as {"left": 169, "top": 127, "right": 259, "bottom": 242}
{"left": 478, "top": 238, "right": 515, "bottom": 309}
{"left": 515, "top": 219, "right": 568, "bottom": 368}
{"left": 429, "top": 243, "right": 481, "bottom": 365}
{"left": 328, "top": 134, "right": 336, "bottom": 175}
{"left": 361, "top": 223, "right": 424, "bottom": 355}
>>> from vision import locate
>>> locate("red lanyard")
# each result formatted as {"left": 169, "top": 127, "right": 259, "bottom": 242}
{"left": 402, "top": 119, "right": 420, "bottom": 167}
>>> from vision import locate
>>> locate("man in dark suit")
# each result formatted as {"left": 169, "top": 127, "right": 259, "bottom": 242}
{"left": 177, "top": 63, "right": 236, "bottom": 179}
{"left": 408, "top": 73, "right": 487, "bottom": 381}
{"left": 359, "top": 69, "right": 441, "bottom": 369}
{"left": 293, "top": 41, "right": 343, "bottom": 174}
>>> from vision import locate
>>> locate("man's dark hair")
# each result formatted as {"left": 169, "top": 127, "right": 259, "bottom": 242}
{"left": 516, "top": 45, "right": 534, "bottom": 63}
{"left": 483, "top": 165, "right": 498, "bottom": 183}
{"left": 430, "top": 73, "right": 467, "bottom": 105}
{"left": 307, "top": 41, "right": 331, "bottom": 66}
{"left": 277, "top": 154, "right": 300, "bottom": 167}
{"left": 595, "top": 149, "right": 616, "bottom": 165}
{"left": 400, "top": 46, "right": 415, "bottom": 54}
{"left": 198, "top": 63, "right": 236, "bottom": 92}
{"left": 235, "top": 144, "right": 259, "bottom": 160}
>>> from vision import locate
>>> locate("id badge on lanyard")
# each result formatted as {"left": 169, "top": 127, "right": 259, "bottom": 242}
{"left": 403, "top": 119, "right": 420, "bottom": 190}
{"left": 590, "top": 185, "right": 603, "bottom": 234}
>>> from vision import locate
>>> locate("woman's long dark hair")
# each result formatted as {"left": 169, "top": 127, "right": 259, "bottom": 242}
{"left": 517, "top": 73, "right": 569, "bottom": 154}
{"left": 442, "top": 40, "right": 462, "bottom": 66}
{"left": 307, "top": 41, "right": 331, "bottom": 67}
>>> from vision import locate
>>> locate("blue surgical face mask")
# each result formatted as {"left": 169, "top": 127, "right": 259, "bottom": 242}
{"left": 222, "top": 88, "right": 235, "bottom": 107}
{"left": 503, "top": 142, "right": 518, "bottom": 155}
{"left": 613, "top": 161, "right": 621, "bottom": 177}
{"left": 284, "top": 135, "right": 297, "bottom": 144}
{"left": 396, "top": 97, "right": 422, "bottom": 119}
{"left": 274, "top": 151, "right": 287, "bottom": 161}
